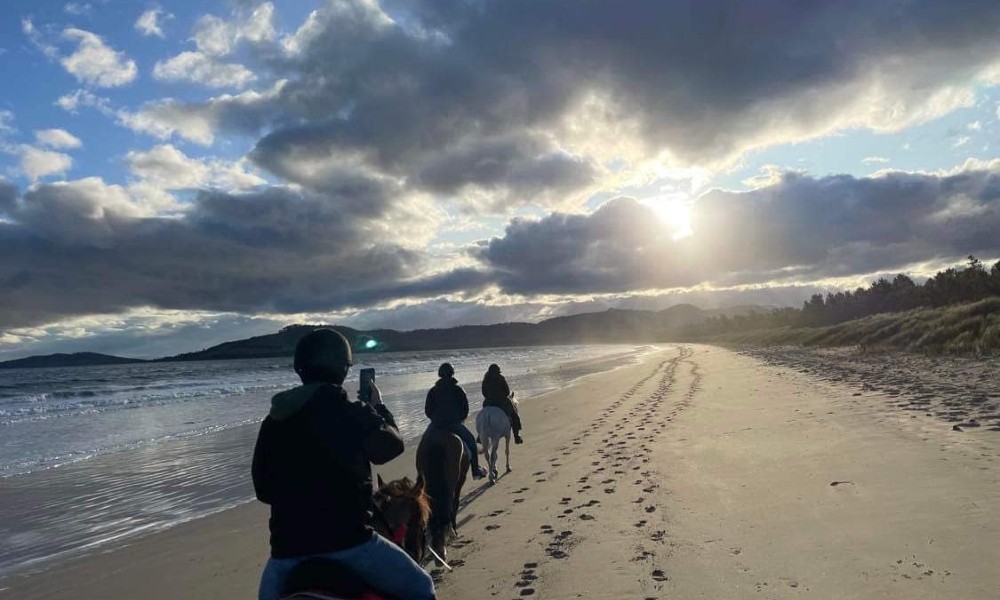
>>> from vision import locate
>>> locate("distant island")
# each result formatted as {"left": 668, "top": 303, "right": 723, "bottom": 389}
{"left": 0, "top": 352, "right": 148, "bottom": 369}
{"left": 0, "top": 304, "right": 761, "bottom": 369}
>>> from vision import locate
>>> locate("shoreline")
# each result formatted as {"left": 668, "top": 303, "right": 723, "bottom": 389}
{"left": 3, "top": 345, "right": 998, "bottom": 599}
{"left": 0, "top": 345, "right": 653, "bottom": 592}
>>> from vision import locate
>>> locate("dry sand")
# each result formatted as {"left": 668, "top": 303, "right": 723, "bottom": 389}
{"left": 2, "top": 345, "right": 998, "bottom": 599}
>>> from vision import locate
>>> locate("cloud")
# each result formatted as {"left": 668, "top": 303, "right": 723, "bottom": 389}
{"left": 0, "top": 178, "right": 17, "bottom": 215}
{"left": 153, "top": 51, "right": 256, "bottom": 89}
{"left": 0, "top": 110, "right": 14, "bottom": 135}
{"left": 64, "top": 3, "right": 93, "bottom": 16}
{"left": 0, "top": 309, "right": 285, "bottom": 361}
{"left": 192, "top": 2, "right": 276, "bottom": 57}
{"left": 0, "top": 176, "right": 459, "bottom": 329}
{"left": 862, "top": 156, "right": 890, "bottom": 166}
{"left": 19, "top": 147, "right": 73, "bottom": 181}
{"left": 117, "top": 80, "right": 284, "bottom": 144}
{"left": 473, "top": 165, "right": 1000, "bottom": 295}
{"left": 35, "top": 129, "right": 82, "bottom": 149}
{"left": 122, "top": 0, "right": 1000, "bottom": 218}
{"left": 22, "top": 18, "right": 58, "bottom": 59}
{"left": 60, "top": 28, "right": 138, "bottom": 87}
{"left": 135, "top": 8, "right": 171, "bottom": 38}
{"left": 55, "top": 88, "right": 111, "bottom": 114}
{"left": 125, "top": 144, "right": 265, "bottom": 190}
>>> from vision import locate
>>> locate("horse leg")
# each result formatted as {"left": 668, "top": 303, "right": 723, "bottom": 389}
{"left": 488, "top": 438, "right": 499, "bottom": 482}
{"left": 453, "top": 448, "right": 469, "bottom": 534}
{"left": 504, "top": 432, "right": 511, "bottom": 473}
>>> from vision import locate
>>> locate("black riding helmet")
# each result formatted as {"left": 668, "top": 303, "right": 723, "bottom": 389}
{"left": 437, "top": 362, "right": 455, "bottom": 378}
{"left": 294, "top": 329, "right": 353, "bottom": 384}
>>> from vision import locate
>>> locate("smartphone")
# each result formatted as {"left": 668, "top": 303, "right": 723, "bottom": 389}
{"left": 359, "top": 368, "right": 376, "bottom": 403}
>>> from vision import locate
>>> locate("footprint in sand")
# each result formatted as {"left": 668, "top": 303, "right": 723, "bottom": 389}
{"left": 486, "top": 524, "right": 501, "bottom": 531}
{"left": 651, "top": 569, "right": 669, "bottom": 582}
{"left": 513, "top": 498, "right": 525, "bottom": 504}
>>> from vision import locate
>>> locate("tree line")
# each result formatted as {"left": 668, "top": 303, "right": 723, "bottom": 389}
{"left": 696, "top": 256, "right": 1000, "bottom": 333}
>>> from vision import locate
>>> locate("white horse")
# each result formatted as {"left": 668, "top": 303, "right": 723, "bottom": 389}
{"left": 476, "top": 402, "right": 514, "bottom": 483}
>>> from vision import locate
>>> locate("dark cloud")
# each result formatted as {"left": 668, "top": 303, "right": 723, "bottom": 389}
{"left": 692, "top": 169, "right": 1000, "bottom": 282}
{"left": 166, "top": 0, "right": 1000, "bottom": 203}
{"left": 476, "top": 197, "right": 699, "bottom": 294}
{"left": 0, "top": 179, "right": 17, "bottom": 215}
{"left": 0, "top": 181, "right": 474, "bottom": 330}
{"left": 475, "top": 167, "right": 1000, "bottom": 295}
{"left": 411, "top": 133, "right": 596, "bottom": 203}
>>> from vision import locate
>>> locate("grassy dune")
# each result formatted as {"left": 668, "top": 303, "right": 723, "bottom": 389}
{"left": 688, "top": 297, "right": 1000, "bottom": 355}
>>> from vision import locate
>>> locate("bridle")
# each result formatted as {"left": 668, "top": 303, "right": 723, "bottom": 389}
{"left": 372, "top": 500, "right": 409, "bottom": 548}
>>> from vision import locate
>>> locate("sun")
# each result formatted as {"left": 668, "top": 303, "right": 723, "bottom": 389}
{"left": 642, "top": 196, "right": 694, "bottom": 240}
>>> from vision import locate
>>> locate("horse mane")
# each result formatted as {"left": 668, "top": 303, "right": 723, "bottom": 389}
{"left": 381, "top": 477, "right": 431, "bottom": 530}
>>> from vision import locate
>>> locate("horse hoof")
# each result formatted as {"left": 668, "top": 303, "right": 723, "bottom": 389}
{"left": 505, "top": 467, "right": 512, "bottom": 473}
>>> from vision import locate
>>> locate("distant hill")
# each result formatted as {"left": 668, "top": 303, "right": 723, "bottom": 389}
{"left": 3, "top": 304, "right": 766, "bottom": 367}
{"left": 0, "top": 352, "right": 147, "bottom": 369}
{"left": 161, "top": 304, "right": 765, "bottom": 362}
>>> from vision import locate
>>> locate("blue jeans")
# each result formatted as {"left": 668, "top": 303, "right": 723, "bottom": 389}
{"left": 258, "top": 533, "right": 435, "bottom": 600}
{"left": 431, "top": 421, "right": 481, "bottom": 472}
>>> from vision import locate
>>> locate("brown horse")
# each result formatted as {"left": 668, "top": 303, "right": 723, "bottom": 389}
{"left": 416, "top": 427, "right": 469, "bottom": 563}
{"left": 372, "top": 475, "right": 430, "bottom": 564}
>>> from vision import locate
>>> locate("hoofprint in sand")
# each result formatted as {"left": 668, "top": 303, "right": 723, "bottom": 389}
{"left": 1, "top": 345, "right": 998, "bottom": 600}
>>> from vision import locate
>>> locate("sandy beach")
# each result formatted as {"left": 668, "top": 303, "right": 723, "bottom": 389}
{"left": 2, "top": 344, "right": 999, "bottom": 599}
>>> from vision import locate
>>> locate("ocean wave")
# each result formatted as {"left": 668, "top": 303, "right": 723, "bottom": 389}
{"left": 0, "top": 418, "right": 261, "bottom": 478}
{"left": 0, "top": 383, "right": 285, "bottom": 425}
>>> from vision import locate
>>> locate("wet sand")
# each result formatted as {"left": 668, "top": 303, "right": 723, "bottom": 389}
{"left": 2, "top": 345, "right": 999, "bottom": 599}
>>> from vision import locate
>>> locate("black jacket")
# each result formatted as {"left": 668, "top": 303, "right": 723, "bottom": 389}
{"left": 252, "top": 383, "right": 404, "bottom": 558}
{"left": 424, "top": 377, "right": 469, "bottom": 424}
{"left": 482, "top": 372, "right": 517, "bottom": 415}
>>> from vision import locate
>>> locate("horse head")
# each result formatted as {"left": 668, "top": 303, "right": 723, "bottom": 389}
{"left": 372, "top": 474, "right": 429, "bottom": 563}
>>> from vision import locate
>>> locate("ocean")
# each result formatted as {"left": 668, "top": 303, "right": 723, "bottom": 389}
{"left": 0, "top": 344, "right": 652, "bottom": 577}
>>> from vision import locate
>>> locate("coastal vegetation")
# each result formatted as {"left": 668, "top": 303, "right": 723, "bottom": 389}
{"left": 684, "top": 257, "right": 1000, "bottom": 354}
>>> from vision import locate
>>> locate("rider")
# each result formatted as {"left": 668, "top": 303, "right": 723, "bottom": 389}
{"left": 252, "top": 329, "right": 435, "bottom": 600}
{"left": 482, "top": 363, "right": 523, "bottom": 444}
{"left": 424, "top": 363, "right": 488, "bottom": 480}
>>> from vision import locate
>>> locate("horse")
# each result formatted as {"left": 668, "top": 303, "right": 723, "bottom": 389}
{"left": 416, "top": 426, "right": 469, "bottom": 563}
{"left": 372, "top": 475, "right": 430, "bottom": 564}
{"left": 278, "top": 477, "right": 430, "bottom": 600}
{"left": 476, "top": 405, "right": 513, "bottom": 483}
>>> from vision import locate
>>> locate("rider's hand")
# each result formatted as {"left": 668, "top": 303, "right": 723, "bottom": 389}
{"left": 367, "top": 382, "right": 383, "bottom": 406}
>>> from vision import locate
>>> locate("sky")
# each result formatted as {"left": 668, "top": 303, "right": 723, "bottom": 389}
{"left": 2, "top": 0, "right": 1000, "bottom": 360}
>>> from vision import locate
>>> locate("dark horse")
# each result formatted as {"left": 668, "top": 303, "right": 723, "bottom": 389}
{"left": 372, "top": 475, "right": 430, "bottom": 564}
{"left": 416, "top": 427, "right": 469, "bottom": 563}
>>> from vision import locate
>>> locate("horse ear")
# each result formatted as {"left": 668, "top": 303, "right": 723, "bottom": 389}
{"left": 377, "top": 474, "right": 386, "bottom": 488}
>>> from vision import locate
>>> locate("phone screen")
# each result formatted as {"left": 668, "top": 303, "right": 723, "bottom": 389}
{"left": 359, "top": 368, "right": 376, "bottom": 403}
